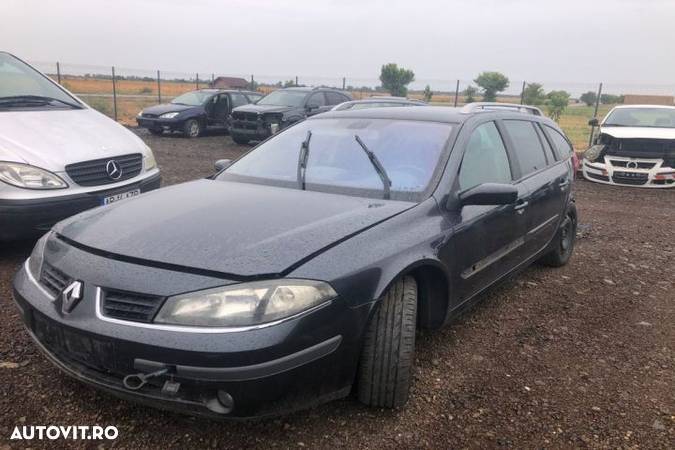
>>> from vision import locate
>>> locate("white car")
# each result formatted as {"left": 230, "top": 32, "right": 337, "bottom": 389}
{"left": 582, "top": 105, "right": 675, "bottom": 188}
{"left": 0, "top": 52, "right": 161, "bottom": 240}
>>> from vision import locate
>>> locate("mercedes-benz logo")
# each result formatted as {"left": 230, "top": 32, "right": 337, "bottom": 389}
{"left": 626, "top": 161, "right": 638, "bottom": 169}
{"left": 106, "top": 160, "right": 123, "bottom": 180}
{"left": 61, "top": 280, "right": 83, "bottom": 313}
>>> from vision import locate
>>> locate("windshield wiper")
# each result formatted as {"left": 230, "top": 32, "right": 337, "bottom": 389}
{"left": 354, "top": 134, "right": 392, "bottom": 200}
{"left": 0, "top": 95, "right": 81, "bottom": 109}
{"left": 297, "top": 130, "right": 312, "bottom": 190}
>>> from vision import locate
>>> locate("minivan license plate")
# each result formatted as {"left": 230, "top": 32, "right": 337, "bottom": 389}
{"left": 101, "top": 189, "right": 140, "bottom": 205}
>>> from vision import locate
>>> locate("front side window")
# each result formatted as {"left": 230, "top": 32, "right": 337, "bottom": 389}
{"left": 0, "top": 53, "right": 80, "bottom": 109}
{"left": 256, "top": 90, "right": 307, "bottom": 107}
{"left": 230, "top": 93, "right": 248, "bottom": 107}
{"left": 306, "top": 93, "right": 326, "bottom": 108}
{"left": 171, "top": 91, "right": 212, "bottom": 106}
{"left": 220, "top": 118, "right": 453, "bottom": 200}
{"left": 458, "top": 122, "right": 512, "bottom": 191}
{"left": 326, "top": 92, "right": 347, "bottom": 105}
{"left": 503, "top": 120, "right": 548, "bottom": 177}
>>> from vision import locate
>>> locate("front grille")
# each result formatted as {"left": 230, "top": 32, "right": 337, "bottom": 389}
{"left": 612, "top": 171, "right": 649, "bottom": 185}
{"left": 586, "top": 171, "right": 610, "bottom": 182}
{"left": 101, "top": 289, "right": 165, "bottom": 323}
{"left": 66, "top": 153, "right": 143, "bottom": 187}
{"left": 606, "top": 138, "right": 675, "bottom": 168}
{"left": 609, "top": 159, "right": 656, "bottom": 169}
{"left": 39, "top": 262, "right": 71, "bottom": 297}
{"left": 231, "top": 111, "right": 261, "bottom": 130}
{"left": 141, "top": 113, "right": 158, "bottom": 118}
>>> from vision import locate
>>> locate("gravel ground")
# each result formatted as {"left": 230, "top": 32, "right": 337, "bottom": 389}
{"left": 0, "top": 130, "right": 673, "bottom": 449}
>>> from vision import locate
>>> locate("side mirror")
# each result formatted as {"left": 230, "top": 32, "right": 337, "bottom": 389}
{"left": 306, "top": 104, "right": 318, "bottom": 112}
{"left": 588, "top": 118, "right": 599, "bottom": 127}
{"left": 214, "top": 159, "right": 232, "bottom": 172}
{"left": 457, "top": 183, "right": 518, "bottom": 208}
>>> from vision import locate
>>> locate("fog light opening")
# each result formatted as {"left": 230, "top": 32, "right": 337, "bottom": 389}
{"left": 206, "top": 390, "right": 235, "bottom": 414}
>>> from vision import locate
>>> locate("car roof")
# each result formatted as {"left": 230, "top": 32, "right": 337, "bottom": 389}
{"left": 280, "top": 87, "right": 345, "bottom": 93}
{"left": 195, "top": 88, "right": 258, "bottom": 94}
{"left": 611, "top": 104, "right": 675, "bottom": 110}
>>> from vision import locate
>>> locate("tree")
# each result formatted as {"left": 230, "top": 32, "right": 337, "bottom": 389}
{"left": 423, "top": 85, "right": 433, "bottom": 102}
{"left": 600, "top": 94, "right": 624, "bottom": 104}
{"left": 546, "top": 90, "right": 571, "bottom": 121}
{"left": 522, "top": 82, "right": 546, "bottom": 106}
{"left": 379, "top": 63, "right": 415, "bottom": 97}
{"left": 463, "top": 86, "right": 477, "bottom": 104}
{"left": 579, "top": 91, "right": 597, "bottom": 107}
{"left": 474, "top": 71, "right": 509, "bottom": 102}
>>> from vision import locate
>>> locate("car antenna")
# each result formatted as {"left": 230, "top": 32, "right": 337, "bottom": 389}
{"left": 297, "top": 130, "right": 312, "bottom": 190}
{"left": 354, "top": 134, "right": 392, "bottom": 200}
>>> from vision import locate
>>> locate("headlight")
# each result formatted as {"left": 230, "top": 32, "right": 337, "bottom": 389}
{"left": 583, "top": 144, "right": 604, "bottom": 162}
{"left": 28, "top": 231, "right": 51, "bottom": 279}
{"left": 269, "top": 121, "right": 280, "bottom": 134}
{"left": 144, "top": 151, "right": 157, "bottom": 171}
{"left": 0, "top": 162, "right": 67, "bottom": 189}
{"left": 154, "top": 279, "right": 337, "bottom": 327}
{"left": 159, "top": 112, "right": 179, "bottom": 119}
{"left": 137, "top": 110, "right": 143, "bottom": 117}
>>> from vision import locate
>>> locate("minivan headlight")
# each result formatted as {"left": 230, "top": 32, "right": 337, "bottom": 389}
{"left": 154, "top": 279, "right": 337, "bottom": 327}
{"left": 144, "top": 151, "right": 157, "bottom": 171}
{"left": 0, "top": 162, "right": 67, "bottom": 189}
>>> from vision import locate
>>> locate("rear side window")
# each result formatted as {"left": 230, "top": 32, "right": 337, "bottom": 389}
{"left": 306, "top": 93, "right": 326, "bottom": 107}
{"left": 230, "top": 93, "right": 248, "bottom": 107}
{"left": 534, "top": 124, "right": 558, "bottom": 163}
{"left": 545, "top": 125, "right": 573, "bottom": 158}
{"left": 459, "top": 122, "right": 512, "bottom": 191}
{"left": 503, "top": 120, "right": 548, "bottom": 177}
{"left": 326, "top": 92, "right": 348, "bottom": 105}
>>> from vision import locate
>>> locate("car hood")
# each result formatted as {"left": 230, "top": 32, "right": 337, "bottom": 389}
{"left": 0, "top": 109, "right": 148, "bottom": 170}
{"left": 233, "top": 104, "right": 295, "bottom": 114}
{"left": 600, "top": 126, "right": 675, "bottom": 140}
{"left": 142, "top": 103, "right": 201, "bottom": 116}
{"left": 54, "top": 179, "right": 413, "bottom": 278}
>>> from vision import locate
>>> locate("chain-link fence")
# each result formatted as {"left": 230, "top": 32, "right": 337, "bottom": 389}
{"left": 28, "top": 60, "right": 675, "bottom": 150}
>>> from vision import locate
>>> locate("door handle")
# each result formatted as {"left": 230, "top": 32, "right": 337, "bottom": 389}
{"left": 514, "top": 200, "right": 529, "bottom": 213}
{"left": 559, "top": 178, "right": 570, "bottom": 188}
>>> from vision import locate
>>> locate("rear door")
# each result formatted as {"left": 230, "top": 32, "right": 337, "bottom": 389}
{"left": 443, "top": 120, "right": 531, "bottom": 304}
{"left": 501, "top": 119, "right": 568, "bottom": 256}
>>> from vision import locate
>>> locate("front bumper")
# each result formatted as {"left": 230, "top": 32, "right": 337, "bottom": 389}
{"left": 582, "top": 156, "right": 675, "bottom": 188}
{"left": 136, "top": 117, "right": 183, "bottom": 131}
{"left": 229, "top": 125, "right": 273, "bottom": 141}
{"left": 0, "top": 172, "right": 161, "bottom": 241}
{"left": 12, "top": 259, "right": 369, "bottom": 418}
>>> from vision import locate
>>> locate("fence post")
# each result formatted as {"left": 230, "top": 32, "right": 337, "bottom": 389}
{"left": 520, "top": 81, "right": 526, "bottom": 104}
{"left": 196, "top": 73, "right": 199, "bottom": 89}
{"left": 454, "top": 80, "right": 460, "bottom": 107}
{"left": 588, "top": 82, "right": 603, "bottom": 147}
{"left": 157, "top": 70, "right": 161, "bottom": 103}
{"left": 250, "top": 74, "right": 254, "bottom": 90}
{"left": 342, "top": 77, "right": 346, "bottom": 90}
{"left": 295, "top": 76, "right": 298, "bottom": 86}
{"left": 111, "top": 66, "right": 117, "bottom": 122}
{"left": 56, "top": 62, "right": 61, "bottom": 84}
{"left": 211, "top": 73, "right": 215, "bottom": 86}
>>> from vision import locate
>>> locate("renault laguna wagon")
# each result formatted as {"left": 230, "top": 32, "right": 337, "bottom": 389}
{"left": 13, "top": 103, "right": 577, "bottom": 418}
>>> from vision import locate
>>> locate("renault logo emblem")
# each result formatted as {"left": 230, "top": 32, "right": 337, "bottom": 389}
{"left": 106, "top": 160, "right": 123, "bottom": 180}
{"left": 62, "top": 280, "right": 83, "bottom": 313}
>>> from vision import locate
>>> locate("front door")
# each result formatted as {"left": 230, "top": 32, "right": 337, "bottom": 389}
{"left": 441, "top": 120, "right": 531, "bottom": 305}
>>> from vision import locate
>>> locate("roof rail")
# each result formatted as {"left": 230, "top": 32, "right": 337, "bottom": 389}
{"left": 461, "top": 102, "right": 543, "bottom": 116}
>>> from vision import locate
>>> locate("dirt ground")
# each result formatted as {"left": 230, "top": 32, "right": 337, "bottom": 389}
{"left": 0, "top": 130, "right": 673, "bottom": 449}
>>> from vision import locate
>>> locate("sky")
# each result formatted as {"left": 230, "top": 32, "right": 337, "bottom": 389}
{"left": 2, "top": 0, "right": 674, "bottom": 94}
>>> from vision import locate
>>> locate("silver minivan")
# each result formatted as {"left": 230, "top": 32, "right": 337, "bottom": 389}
{"left": 0, "top": 52, "right": 161, "bottom": 240}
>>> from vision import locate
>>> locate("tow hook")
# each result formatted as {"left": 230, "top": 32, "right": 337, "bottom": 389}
{"left": 123, "top": 368, "right": 169, "bottom": 391}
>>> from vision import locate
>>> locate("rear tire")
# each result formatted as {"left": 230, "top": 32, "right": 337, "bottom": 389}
{"left": 540, "top": 203, "right": 577, "bottom": 267}
{"left": 357, "top": 276, "right": 417, "bottom": 408}
{"left": 231, "top": 133, "right": 250, "bottom": 145}
{"left": 183, "top": 119, "right": 202, "bottom": 138}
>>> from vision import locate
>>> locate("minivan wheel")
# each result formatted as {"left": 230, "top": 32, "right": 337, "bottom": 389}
{"left": 357, "top": 276, "right": 417, "bottom": 408}
{"left": 183, "top": 119, "right": 202, "bottom": 138}
{"left": 540, "top": 203, "right": 577, "bottom": 267}
{"left": 231, "top": 133, "right": 250, "bottom": 145}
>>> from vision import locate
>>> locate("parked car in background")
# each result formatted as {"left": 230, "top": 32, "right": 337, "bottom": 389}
{"left": 583, "top": 105, "right": 675, "bottom": 187}
{"left": 229, "top": 87, "right": 352, "bottom": 144}
{"left": 137, "top": 89, "right": 263, "bottom": 138}
{"left": 0, "top": 51, "right": 161, "bottom": 241}
{"left": 14, "top": 103, "right": 577, "bottom": 418}
{"left": 331, "top": 96, "right": 427, "bottom": 111}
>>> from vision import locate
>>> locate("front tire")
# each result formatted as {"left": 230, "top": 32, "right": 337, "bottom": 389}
{"left": 148, "top": 128, "right": 163, "bottom": 136}
{"left": 183, "top": 119, "right": 202, "bottom": 138}
{"left": 231, "top": 133, "right": 250, "bottom": 145}
{"left": 357, "top": 276, "right": 417, "bottom": 408}
{"left": 540, "top": 203, "right": 577, "bottom": 267}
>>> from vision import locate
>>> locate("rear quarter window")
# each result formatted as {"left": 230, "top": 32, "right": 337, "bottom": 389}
{"left": 544, "top": 125, "right": 574, "bottom": 158}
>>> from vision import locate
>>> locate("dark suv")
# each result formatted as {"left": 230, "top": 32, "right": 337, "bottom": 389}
{"left": 137, "top": 89, "right": 263, "bottom": 138}
{"left": 14, "top": 103, "right": 576, "bottom": 419}
{"left": 229, "top": 87, "right": 352, "bottom": 144}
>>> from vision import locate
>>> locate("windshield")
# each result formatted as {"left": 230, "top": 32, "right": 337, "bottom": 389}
{"left": 604, "top": 107, "right": 675, "bottom": 128}
{"left": 0, "top": 53, "right": 80, "bottom": 108}
{"left": 256, "top": 90, "right": 307, "bottom": 107}
{"left": 219, "top": 118, "right": 453, "bottom": 200}
{"left": 171, "top": 91, "right": 212, "bottom": 106}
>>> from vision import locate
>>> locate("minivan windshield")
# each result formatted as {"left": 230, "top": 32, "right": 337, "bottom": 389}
{"left": 0, "top": 53, "right": 81, "bottom": 109}
{"left": 171, "top": 91, "right": 212, "bottom": 106}
{"left": 256, "top": 90, "right": 307, "bottom": 107}
{"left": 604, "top": 107, "right": 675, "bottom": 128}
{"left": 219, "top": 118, "right": 453, "bottom": 201}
